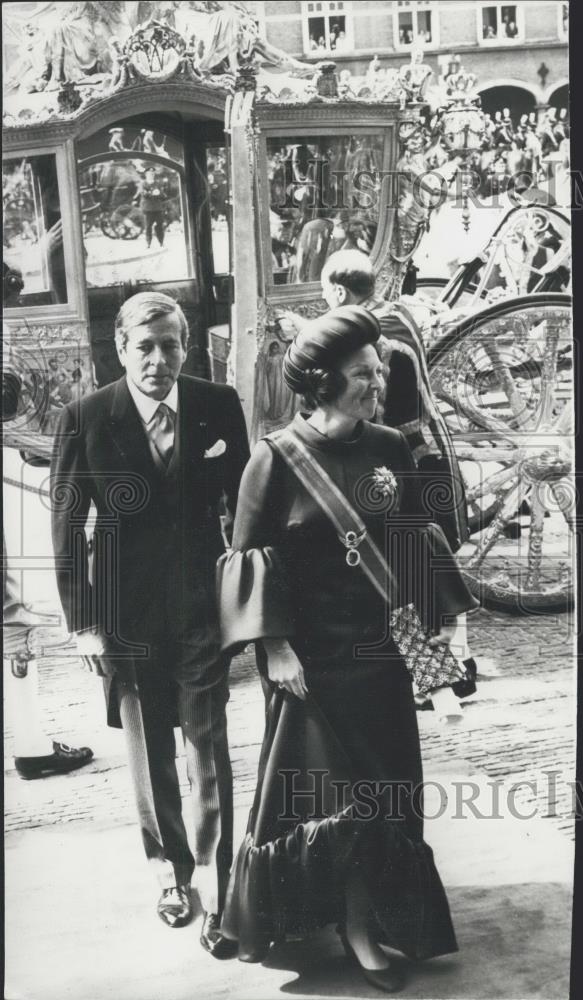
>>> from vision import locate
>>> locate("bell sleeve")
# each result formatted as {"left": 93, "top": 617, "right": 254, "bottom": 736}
{"left": 217, "top": 440, "right": 296, "bottom": 655}
{"left": 394, "top": 432, "right": 480, "bottom": 631}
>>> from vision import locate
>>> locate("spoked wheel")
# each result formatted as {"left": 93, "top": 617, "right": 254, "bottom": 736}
{"left": 428, "top": 293, "right": 574, "bottom": 613}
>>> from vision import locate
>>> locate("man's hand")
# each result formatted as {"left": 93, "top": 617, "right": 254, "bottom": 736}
{"left": 276, "top": 310, "right": 306, "bottom": 337}
{"left": 75, "top": 629, "right": 116, "bottom": 676}
{"left": 263, "top": 638, "right": 308, "bottom": 700}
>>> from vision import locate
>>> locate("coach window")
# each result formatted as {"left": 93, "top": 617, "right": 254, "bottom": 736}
{"left": 393, "top": 1, "right": 439, "bottom": 50}
{"left": 77, "top": 126, "right": 188, "bottom": 288}
{"left": 265, "top": 133, "right": 384, "bottom": 286}
{"left": 205, "top": 146, "right": 229, "bottom": 277}
{"left": 479, "top": 4, "right": 524, "bottom": 43}
{"left": 3, "top": 153, "right": 69, "bottom": 307}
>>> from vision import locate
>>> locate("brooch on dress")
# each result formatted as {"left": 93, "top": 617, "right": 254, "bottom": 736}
{"left": 372, "top": 466, "right": 398, "bottom": 498}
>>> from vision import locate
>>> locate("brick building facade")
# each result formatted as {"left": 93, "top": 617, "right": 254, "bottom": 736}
{"left": 252, "top": 1, "right": 569, "bottom": 120}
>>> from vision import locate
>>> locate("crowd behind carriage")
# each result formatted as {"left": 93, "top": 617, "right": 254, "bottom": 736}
{"left": 462, "top": 103, "right": 569, "bottom": 197}
{"left": 264, "top": 100, "right": 569, "bottom": 287}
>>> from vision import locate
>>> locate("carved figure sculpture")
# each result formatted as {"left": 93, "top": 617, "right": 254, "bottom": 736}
{"left": 398, "top": 44, "right": 432, "bottom": 106}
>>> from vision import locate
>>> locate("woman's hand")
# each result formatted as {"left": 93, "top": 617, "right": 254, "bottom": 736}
{"left": 263, "top": 638, "right": 308, "bottom": 700}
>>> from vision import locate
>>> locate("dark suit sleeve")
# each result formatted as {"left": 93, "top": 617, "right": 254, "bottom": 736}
{"left": 220, "top": 386, "right": 251, "bottom": 546}
{"left": 383, "top": 351, "right": 424, "bottom": 427}
{"left": 394, "top": 432, "right": 479, "bottom": 631}
{"left": 50, "top": 405, "right": 93, "bottom": 633}
{"left": 395, "top": 429, "right": 431, "bottom": 522}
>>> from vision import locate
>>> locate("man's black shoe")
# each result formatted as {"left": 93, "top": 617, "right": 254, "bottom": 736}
{"left": 157, "top": 885, "right": 192, "bottom": 928}
{"left": 14, "top": 741, "right": 93, "bottom": 780}
{"left": 200, "top": 912, "right": 237, "bottom": 958}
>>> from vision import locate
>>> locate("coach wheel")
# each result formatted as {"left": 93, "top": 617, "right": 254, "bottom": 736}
{"left": 427, "top": 293, "right": 574, "bottom": 614}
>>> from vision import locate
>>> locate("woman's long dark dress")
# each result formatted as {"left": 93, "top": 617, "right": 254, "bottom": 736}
{"left": 218, "top": 412, "right": 478, "bottom": 962}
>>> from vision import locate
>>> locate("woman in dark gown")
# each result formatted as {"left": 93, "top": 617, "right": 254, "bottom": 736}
{"left": 218, "top": 306, "right": 478, "bottom": 991}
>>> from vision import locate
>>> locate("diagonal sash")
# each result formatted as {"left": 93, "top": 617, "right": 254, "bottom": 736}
{"left": 269, "top": 427, "right": 400, "bottom": 609}
{"left": 269, "top": 425, "right": 467, "bottom": 695}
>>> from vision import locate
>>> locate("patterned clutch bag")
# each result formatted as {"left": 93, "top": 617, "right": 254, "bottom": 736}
{"left": 389, "top": 603, "right": 466, "bottom": 696}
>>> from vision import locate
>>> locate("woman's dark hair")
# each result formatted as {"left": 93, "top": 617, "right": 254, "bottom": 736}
{"left": 299, "top": 340, "right": 382, "bottom": 410}
{"left": 283, "top": 305, "right": 381, "bottom": 403}
{"left": 299, "top": 367, "right": 348, "bottom": 411}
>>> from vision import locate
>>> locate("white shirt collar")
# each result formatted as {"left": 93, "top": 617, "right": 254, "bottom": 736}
{"left": 126, "top": 378, "right": 179, "bottom": 425}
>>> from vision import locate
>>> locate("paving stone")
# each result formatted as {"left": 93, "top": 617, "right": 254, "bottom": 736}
{"left": 4, "top": 607, "right": 577, "bottom": 846}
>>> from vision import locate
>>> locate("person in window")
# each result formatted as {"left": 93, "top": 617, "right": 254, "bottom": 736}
{"left": 309, "top": 34, "right": 318, "bottom": 50}
{"left": 317, "top": 35, "right": 327, "bottom": 52}
{"left": 505, "top": 19, "right": 519, "bottom": 38}
{"left": 335, "top": 30, "right": 348, "bottom": 51}
{"left": 484, "top": 23, "right": 497, "bottom": 39}
{"left": 218, "top": 306, "right": 477, "bottom": 988}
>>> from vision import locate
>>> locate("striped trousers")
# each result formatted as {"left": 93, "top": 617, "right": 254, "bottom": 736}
{"left": 115, "top": 655, "right": 233, "bottom": 915}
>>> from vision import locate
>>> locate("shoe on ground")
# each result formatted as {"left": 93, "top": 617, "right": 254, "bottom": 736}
{"left": 157, "top": 885, "right": 192, "bottom": 928}
{"left": 339, "top": 929, "right": 406, "bottom": 993}
{"left": 451, "top": 657, "right": 478, "bottom": 699}
{"left": 14, "top": 741, "right": 93, "bottom": 780}
{"left": 200, "top": 911, "right": 238, "bottom": 958}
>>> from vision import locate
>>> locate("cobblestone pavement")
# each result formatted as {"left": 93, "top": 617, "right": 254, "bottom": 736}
{"left": 4, "top": 607, "right": 577, "bottom": 843}
{"left": 5, "top": 606, "right": 577, "bottom": 1000}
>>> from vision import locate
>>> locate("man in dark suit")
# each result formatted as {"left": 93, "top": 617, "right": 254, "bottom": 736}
{"left": 51, "top": 292, "right": 249, "bottom": 955}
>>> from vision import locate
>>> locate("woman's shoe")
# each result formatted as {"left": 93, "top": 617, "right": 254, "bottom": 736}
{"left": 338, "top": 929, "right": 406, "bottom": 993}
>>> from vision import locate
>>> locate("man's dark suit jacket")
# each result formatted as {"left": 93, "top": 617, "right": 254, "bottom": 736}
{"left": 51, "top": 374, "right": 250, "bottom": 726}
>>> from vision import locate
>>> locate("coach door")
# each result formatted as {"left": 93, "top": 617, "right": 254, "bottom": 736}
{"left": 77, "top": 117, "right": 227, "bottom": 387}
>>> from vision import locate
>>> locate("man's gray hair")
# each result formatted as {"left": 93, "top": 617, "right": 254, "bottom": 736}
{"left": 114, "top": 292, "right": 188, "bottom": 349}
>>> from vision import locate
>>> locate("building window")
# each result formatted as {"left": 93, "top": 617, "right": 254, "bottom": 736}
{"left": 393, "top": 2, "right": 439, "bottom": 50}
{"left": 302, "top": 2, "right": 352, "bottom": 55}
{"left": 558, "top": 1, "right": 568, "bottom": 40}
{"left": 478, "top": 4, "right": 524, "bottom": 43}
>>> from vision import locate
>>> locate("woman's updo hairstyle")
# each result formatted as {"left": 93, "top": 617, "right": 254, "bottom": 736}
{"left": 283, "top": 305, "right": 381, "bottom": 410}
{"left": 297, "top": 367, "right": 346, "bottom": 410}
